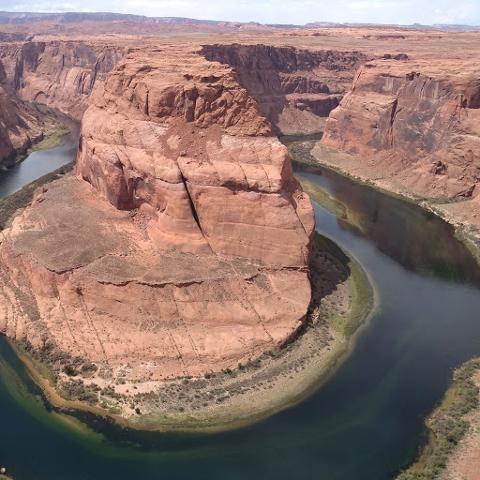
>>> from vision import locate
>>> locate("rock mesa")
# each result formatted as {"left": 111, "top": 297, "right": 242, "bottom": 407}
{"left": 0, "top": 46, "right": 314, "bottom": 388}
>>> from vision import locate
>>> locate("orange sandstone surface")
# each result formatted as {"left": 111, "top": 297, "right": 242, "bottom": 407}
{"left": 0, "top": 45, "right": 314, "bottom": 387}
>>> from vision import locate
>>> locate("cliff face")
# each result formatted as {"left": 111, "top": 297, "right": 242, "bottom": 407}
{"left": 322, "top": 59, "right": 480, "bottom": 199}
{"left": 0, "top": 39, "right": 124, "bottom": 165}
{"left": 0, "top": 87, "right": 41, "bottom": 164}
{"left": 0, "top": 46, "right": 314, "bottom": 387}
{"left": 0, "top": 56, "right": 59, "bottom": 166}
{"left": 0, "top": 40, "right": 124, "bottom": 118}
{"left": 202, "top": 44, "right": 367, "bottom": 135}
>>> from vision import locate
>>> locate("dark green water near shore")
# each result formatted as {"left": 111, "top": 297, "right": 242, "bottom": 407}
{"left": 1, "top": 140, "right": 480, "bottom": 480}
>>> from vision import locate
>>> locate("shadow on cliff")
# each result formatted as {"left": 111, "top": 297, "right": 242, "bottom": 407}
{"left": 201, "top": 44, "right": 364, "bottom": 135}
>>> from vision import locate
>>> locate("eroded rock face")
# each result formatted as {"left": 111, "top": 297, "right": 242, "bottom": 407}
{"left": 322, "top": 59, "right": 480, "bottom": 199}
{"left": 0, "top": 40, "right": 124, "bottom": 118}
{"left": 202, "top": 44, "right": 367, "bottom": 134}
{"left": 0, "top": 46, "right": 314, "bottom": 386}
{"left": 0, "top": 39, "right": 124, "bottom": 165}
{"left": 0, "top": 57, "right": 58, "bottom": 166}
{"left": 0, "top": 85, "right": 41, "bottom": 164}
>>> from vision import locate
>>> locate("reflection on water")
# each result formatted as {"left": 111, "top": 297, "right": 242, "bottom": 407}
{"left": 1, "top": 141, "right": 480, "bottom": 480}
{"left": 295, "top": 163, "right": 480, "bottom": 285}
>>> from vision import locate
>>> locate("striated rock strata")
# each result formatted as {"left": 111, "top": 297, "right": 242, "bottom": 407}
{"left": 0, "top": 46, "right": 314, "bottom": 391}
{"left": 0, "top": 40, "right": 124, "bottom": 118}
{"left": 322, "top": 58, "right": 480, "bottom": 200}
{"left": 202, "top": 44, "right": 366, "bottom": 135}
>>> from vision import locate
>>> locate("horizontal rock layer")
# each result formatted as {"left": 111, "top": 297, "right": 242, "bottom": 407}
{"left": 322, "top": 59, "right": 480, "bottom": 199}
{"left": 202, "top": 44, "right": 367, "bottom": 134}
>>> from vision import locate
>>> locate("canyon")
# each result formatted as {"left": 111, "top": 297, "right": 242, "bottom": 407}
{"left": 0, "top": 38, "right": 321, "bottom": 414}
{"left": 0, "top": 14, "right": 479, "bottom": 478}
{"left": 0, "top": 29, "right": 378, "bottom": 407}
{"left": 321, "top": 57, "right": 480, "bottom": 201}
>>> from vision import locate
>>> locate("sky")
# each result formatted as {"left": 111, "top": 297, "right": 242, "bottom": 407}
{"left": 1, "top": 0, "right": 480, "bottom": 26}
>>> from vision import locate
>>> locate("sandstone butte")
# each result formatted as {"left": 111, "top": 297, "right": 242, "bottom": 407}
{"left": 0, "top": 25, "right": 479, "bottom": 437}
{"left": 0, "top": 42, "right": 316, "bottom": 388}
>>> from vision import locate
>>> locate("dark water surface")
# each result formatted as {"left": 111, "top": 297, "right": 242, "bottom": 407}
{"left": 0, "top": 129, "right": 78, "bottom": 198}
{"left": 1, "top": 142, "right": 480, "bottom": 480}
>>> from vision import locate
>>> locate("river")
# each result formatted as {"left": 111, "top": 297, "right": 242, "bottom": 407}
{"left": 0, "top": 128, "right": 78, "bottom": 198}
{"left": 0, "top": 138, "right": 479, "bottom": 480}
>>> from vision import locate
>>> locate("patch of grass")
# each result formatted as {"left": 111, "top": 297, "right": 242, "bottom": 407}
{"left": 30, "top": 127, "right": 70, "bottom": 152}
{"left": 397, "top": 358, "right": 480, "bottom": 480}
{"left": 313, "top": 233, "right": 374, "bottom": 338}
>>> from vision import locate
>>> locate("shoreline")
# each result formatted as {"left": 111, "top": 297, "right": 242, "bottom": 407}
{"left": 5, "top": 230, "right": 377, "bottom": 433}
{"left": 306, "top": 141, "right": 480, "bottom": 268}
{"left": 398, "top": 359, "right": 480, "bottom": 480}
{"left": 1, "top": 107, "right": 73, "bottom": 170}
{"left": 290, "top": 137, "right": 480, "bottom": 480}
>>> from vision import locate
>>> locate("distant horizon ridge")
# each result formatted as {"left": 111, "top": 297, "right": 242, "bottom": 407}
{"left": 0, "top": 10, "right": 479, "bottom": 29}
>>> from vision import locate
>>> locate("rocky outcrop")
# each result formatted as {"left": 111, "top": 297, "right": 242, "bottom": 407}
{"left": 322, "top": 59, "right": 480, "bottom": 200}
{"left": 0, "top": 57, "right": 60, "bottom": 167}
{"left": 202, "top": 44, "right": 367, "bottom": 135}
{"left": 0, "top": 86, "right": 42, "bottom": 165}
{"left": 0, "top": 40, "right": 124, "bottom": 118}
{"left": 0, "top": 39, "right": 124, "bottom": 165}
{"left": 0, "top": 46, "right": 314, "bottom": 390}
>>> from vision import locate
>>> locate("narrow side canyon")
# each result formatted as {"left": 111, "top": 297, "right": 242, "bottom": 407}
{"left": 201, "top": 43, "right": 367, "bottom": 134}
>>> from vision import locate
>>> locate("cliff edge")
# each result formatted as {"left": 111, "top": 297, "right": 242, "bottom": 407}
{"left": 0, "top": 45, "right": 314, "bottom": 407}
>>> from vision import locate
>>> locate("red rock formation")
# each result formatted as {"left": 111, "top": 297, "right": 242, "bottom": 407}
{"left": 0, "top": 57, "right": 58, "bottom": 166}
{"left": 0, "top": 38, "right": 124, "bottom": 165}
{"left": 202, "top": 44, "right": 366, "bottom": 134}
{"left": 0, "top": 40, "right": 124, "bottom": 118}
{"left": 323, "top": 59, "right": 480, "bottom": 199}
{"left": 0, "top": 46, "right": 314, "bottom": 387}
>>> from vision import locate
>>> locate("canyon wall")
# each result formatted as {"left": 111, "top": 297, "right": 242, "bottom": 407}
{"left": 322, "top": 59, "right": 480, "bottom": 199}
{"left": 0, "top": 45, "right": 314, "bottom": 388}
{"left": 0, "top": 40, "right": 125, "bottom": 118}
{"left": 0, "top": 39, "right": 124, "bottom": 165}
{"left": 0, "top": 55, "right": 62, "bottom": 166}
{"left": 0, "top": 64, "right": 42, "bottom": 165}
{"left": 202, "top": 44, "right": 367, "bottom": 134}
